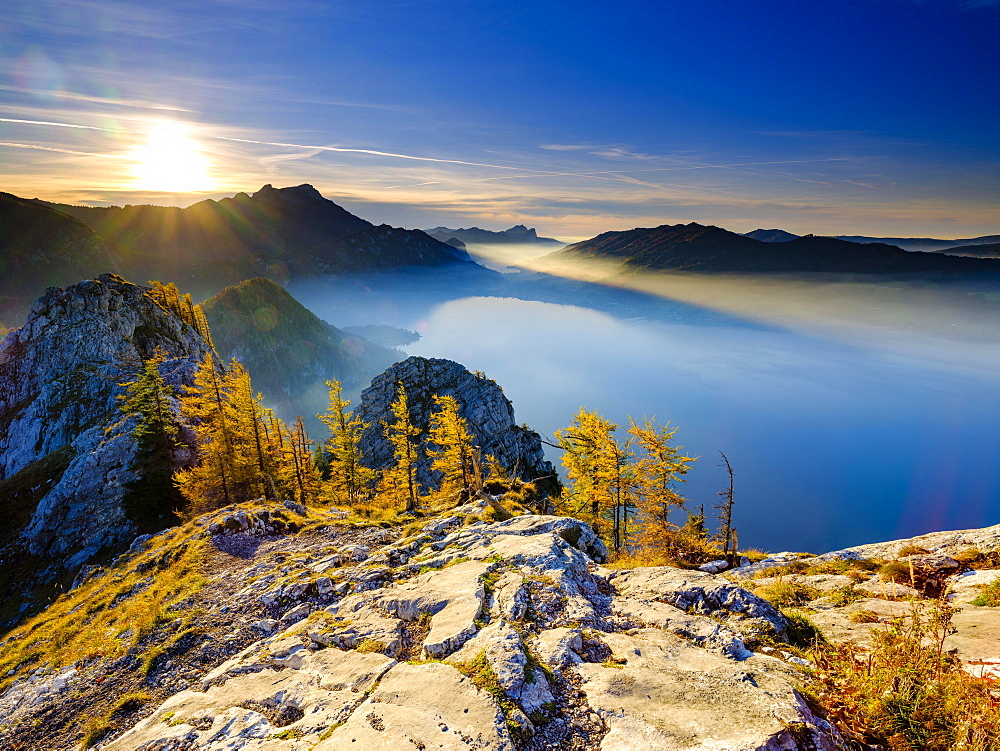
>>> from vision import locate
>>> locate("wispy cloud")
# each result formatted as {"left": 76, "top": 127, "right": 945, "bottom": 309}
{"left": 589, "top": 147, "right": 658, "bottom": 160}
{"left": 0, "top": 86, "right": 192, "bottom": 112}
{"left": 538, "top": 143, "right": 599, "bottom": 151}
{"left": 214, "top": 136, "right": 570, "bottom": 175}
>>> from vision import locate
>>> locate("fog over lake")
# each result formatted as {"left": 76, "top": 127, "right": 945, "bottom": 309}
{"left": 296, "top": 269, "right": 1000, "bottom": 554}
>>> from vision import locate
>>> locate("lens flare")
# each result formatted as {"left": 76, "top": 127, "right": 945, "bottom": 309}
{"left": 129, "top": 121, "right": 213, "bottom": 192}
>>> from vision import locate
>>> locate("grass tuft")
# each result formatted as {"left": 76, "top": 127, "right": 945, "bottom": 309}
{"left": 753, "top": 578, "right": 819, "bottom": 608}
{"left": 970, "top": 578, "right": 1000, "bottom": 607}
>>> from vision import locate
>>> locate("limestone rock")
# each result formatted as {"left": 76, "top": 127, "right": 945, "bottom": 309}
{"left": 822, "top": 523, "right": 1000, "bottom": 560}
{"left": 315, "top": 662, "right": 514, "bottom": 750}
{"left": 355, "top": 356, "right": 554, "bottom": 489}
{"left": 577, "top": 629, "right": 840, "bottom": 751}
{"left": 0, "top": 502, "right": 845, "bottom": 750}
{"left": 605, "top": 566, "right": 789, "bottom": 642}
{"left": 0, "top": 274, "right": 211, "bottom": 622}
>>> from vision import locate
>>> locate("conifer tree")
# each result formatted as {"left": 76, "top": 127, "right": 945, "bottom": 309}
{"left": 318, "top": 380, "right": 375, "bottom": 505}
{"left": 426, "top": 394, "right": 477, "bottom": 503}
{"left": 117, "top": 348, "right": 184, "bottom": 528}
{"left": 714, "top": 451, "right": 738, "bottom": 564}
{"left": 556, "top": 408, "right": 634, "bottom": 551}
{"left": 227, "top": 361, "right": 277, "bottom": 500}
{"left": 174, "top": 353, "right": 236, "bottom": 514}
{"left": 287, "top": 416, "right": 320, "bottom": 503}
{"left": 376, "top": 382, "right": 422, "bottom": 512}
{"left": 628, "top": 418, "right": 695, "bottom": 555}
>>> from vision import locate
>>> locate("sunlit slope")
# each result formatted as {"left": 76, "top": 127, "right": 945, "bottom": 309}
{"left": 0, "top": 192, "right": 126, "bottom": 329}
{"left": 44, "top": 184, "right": 480, "bottom": 300}
{"left": 202, "top": 277, "right": 399, "bottom": 401}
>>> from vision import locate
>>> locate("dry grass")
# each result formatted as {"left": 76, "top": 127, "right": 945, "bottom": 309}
{"left": 752, "top": 578, "right": 820, "bottom": 608}
{"left": 897, "top": 544, "right": 931, "bottom": 558}
{"left": 80, "top": 691, "right": 153, "bottom": 748}
{"left": 0, "top": 526, "right": 208, "bottom": 692}
{"left": 811, "top": 599, "right": 1000, "bottom": 750}
{"left": 0, "top": 496, "right": 320, "bottom": 692}
{"left": 848, "top": 609, "right": 881, "bottom": 624}
{"left": 878, "top": 559, "right": 915, "bottom": 584}
{"left": 604, "top": 548, "right": 699, "bottom": 570}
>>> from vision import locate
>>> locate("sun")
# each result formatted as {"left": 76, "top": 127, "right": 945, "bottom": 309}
{"left": 129, "top": 121, "right": 213, "bottom": 192}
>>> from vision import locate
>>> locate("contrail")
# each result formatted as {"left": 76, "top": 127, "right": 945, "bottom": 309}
{"left": 0, "top": 117, "right": 123, "bottom": 132}
{"left": 0, "top": 141, "right": 126, "bottom": 158}
{"left": 215, "top": 136, "right": 567, "bottom": 175}
{"left": 1, "top": 116, "right": 870, "bottom": 191}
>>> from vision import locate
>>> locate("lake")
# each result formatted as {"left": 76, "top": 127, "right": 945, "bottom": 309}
{"left": 297, "top": 270, "right": 1000, "bottom": 554}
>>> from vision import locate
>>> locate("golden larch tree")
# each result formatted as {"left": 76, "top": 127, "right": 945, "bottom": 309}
{"left": 318, "top": 380, "right": 376, "bottom": 506}
{"left": 426, "top": 394, "right": 478, "bottom": 504}
{"left": 376, "top": 382, "right": 422, "bottom": 512}
{"left": 627, "top": 417, "right": 695, "bottom": 556}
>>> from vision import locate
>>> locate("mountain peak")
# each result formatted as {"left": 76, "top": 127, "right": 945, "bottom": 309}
{"left": 253, "top": 183, "right": 326, "bottom": 203}
{"left": 743, "top": 228, "right": 800, "bottom": 242}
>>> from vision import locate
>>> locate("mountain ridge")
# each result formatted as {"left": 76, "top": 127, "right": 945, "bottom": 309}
{"left": 426, "top": 224, "right": 564, "bottom": 246}
{"left": 744, "top": 226, "right": 1000, "bottom": 252}
{"left": 544, "top": 221, "right": 1000, "bottom": 277}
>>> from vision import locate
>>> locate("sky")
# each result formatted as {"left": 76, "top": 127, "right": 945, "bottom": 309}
{"left": 1, "top": 0, "right": 998, "bottom": 239}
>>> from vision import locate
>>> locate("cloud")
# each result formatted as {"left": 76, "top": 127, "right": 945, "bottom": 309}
{"left": 589, "top": 147, "right": 657, "bottom": 160}
{"left": 538, "top": 143, "right": 599, "bottom": 151}
{"left": 0, "top": 87, "right": 192, "bottom": 112}
{"left": 0, "top": 117, "right": 123, "bottom": 133}
{"left": 214, "top": 135, "right": 574, "bottom": 176}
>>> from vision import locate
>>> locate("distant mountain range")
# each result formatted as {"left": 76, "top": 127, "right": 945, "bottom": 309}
{"left": 546, "top": 222, "right": 1000, "bottom": 277}
{"left": 931, "top": 242, "right": 1000, "bottom": 259}
{"left": 0, "top": 185, "right": 481, "bottom": 329}
{"left": 742, "top": 228, "right": 800, "bottom": 243}
{"left": 425, "top": 224, "right": 564, "bottom": 246}
{"left": 744, "top": 227, "right": 1000, "bottom": 253}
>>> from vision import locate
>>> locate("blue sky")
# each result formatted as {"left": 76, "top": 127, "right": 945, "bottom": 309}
{"left": 1, "top": 0, "right": 998, "bottom": 238}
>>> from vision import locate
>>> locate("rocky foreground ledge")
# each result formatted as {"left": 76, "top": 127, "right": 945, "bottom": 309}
{"left": 0, "top": 499, "right": 852, "bottom": 750}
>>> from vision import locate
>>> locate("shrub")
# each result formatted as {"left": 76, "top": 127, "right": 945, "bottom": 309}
{"left": 811, "top": 600, "right": 1000, "bottom": 749}
{"left": 827, "top": 584, "right": 865, "bottom": 607}
{"left": 878, "top": 560, "right": 913, "bottom": 585}
{"left": 897, "top": 544, "right": 931, "bottom": 557}
{"left": 355, "top": 639, "right": 387, "bottom": 654}
{"left": 782, "top": 609, "right": 825, "bottom": 649}
{"left": 846, "top": 568, "right": 871, "bottom": 583}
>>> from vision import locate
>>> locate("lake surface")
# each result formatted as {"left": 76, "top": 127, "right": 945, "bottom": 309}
{"left": 294, "top": 267, "right": 1000, "bottom": 554}
{"left": 398, "top": 294, "right": 1000, "bottom": 553}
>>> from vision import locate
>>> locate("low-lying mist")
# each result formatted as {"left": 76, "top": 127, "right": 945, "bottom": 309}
{"left": 291, "top": 261, "right": 1000, "bottom": 554}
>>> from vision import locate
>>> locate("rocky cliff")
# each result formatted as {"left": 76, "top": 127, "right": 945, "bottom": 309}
{"left": 0, "top": 274, "right": 212, "bottom": 624}
{"left": 426, "top": 225, "right": 564, "bottom": 246}
{"left": 354, "top": 356, "right": 555, "bottom": 490}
